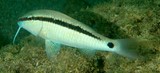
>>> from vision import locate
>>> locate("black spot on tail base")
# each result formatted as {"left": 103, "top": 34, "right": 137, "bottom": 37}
{"left": 107, "top": 42, "right": 114, "bottom": 48}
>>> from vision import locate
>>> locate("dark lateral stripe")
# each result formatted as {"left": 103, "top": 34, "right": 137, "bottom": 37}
{"left": 18, "top": 17, "right": 101, "bottom": 40}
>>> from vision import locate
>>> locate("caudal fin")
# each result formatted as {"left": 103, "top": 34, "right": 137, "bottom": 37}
{"left": 113, "top": 39, "right": 138, "bottom": 59}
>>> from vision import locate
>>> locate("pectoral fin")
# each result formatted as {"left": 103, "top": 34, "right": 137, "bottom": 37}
{"left": 45, "top": 40, "right": 61, "bottom": 58}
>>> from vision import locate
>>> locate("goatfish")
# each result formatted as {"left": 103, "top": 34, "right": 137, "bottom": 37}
{"left": 13, "top": 10, "right": 137, "bottom": 59}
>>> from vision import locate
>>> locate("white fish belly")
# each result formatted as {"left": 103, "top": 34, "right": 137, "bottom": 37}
{"left": 39, "top": 22, "right": 105, "bottom": 50}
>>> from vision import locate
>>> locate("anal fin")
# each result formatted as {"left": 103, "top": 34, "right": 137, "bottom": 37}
{"left": 79, "top": 49, "right": 96, "bottom": 57}
{"left": 45, "top": 40, "right": 61, "bottom": 58}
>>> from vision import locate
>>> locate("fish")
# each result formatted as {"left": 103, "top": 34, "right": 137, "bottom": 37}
{"left": 13, "top": 10, "right": 138, "bottom": 59}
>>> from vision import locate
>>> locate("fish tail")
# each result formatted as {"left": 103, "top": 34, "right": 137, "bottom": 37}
{"left": 112, "top": 39, "right": 138, "bottom": 59}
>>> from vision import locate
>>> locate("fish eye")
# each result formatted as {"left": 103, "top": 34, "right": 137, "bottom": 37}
{"left": 107, "top": 42, "right": 114, "bottom": 48}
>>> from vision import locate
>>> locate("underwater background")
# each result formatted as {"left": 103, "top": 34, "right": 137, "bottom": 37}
{"left": 0, "top": 0, "right": 160, "bottom": 73}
